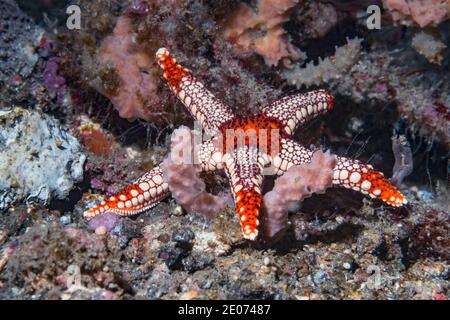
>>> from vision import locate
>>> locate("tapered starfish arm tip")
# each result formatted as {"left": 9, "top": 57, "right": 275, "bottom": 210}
{"left": 156, "top": 48, "right": 234, "bottom": 134}
{"left": 275, "top": 139, "right": 408, "bottom": 208}
{"left": 83, "top": 166, "right": 170, "bottom": 220}
{"left": 156, "top": 47, "right": 169, "bottom": 60}
{"left": 223, "top": 147, "right": 268, "bottom": 240}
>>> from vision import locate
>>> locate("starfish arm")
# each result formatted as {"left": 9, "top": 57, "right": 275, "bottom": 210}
{"left": 156, "top": 48, "right": 234, "bottom": 135}
{"left": 223, "top": 146, "right": 268, "bottom": 240}
{"left": 272, "top": 138, "right": 314, "bottom": 174}
{"left": 198, "top": 139, "right": 224, "bottom": 172}
{"left": 84, "top": 140, "right": 223, "bottom": 220}
{"left": 83, "top": 166, "right": 170, "bottom": 220}
{"left": 274, "top": 139, "right": 407, "bottom": 207}
{"left": 332, "top": 156, "right": 407, "bottom": 207}
{"left": 261, "top": 89, "right": 334, "bottom": 135}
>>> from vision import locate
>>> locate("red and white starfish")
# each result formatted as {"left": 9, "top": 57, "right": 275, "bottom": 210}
{"left": 84, "top": 48, "right": 407, "bottom": 241}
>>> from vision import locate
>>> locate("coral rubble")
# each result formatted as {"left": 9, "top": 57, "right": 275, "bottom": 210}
{"left": 283, "top": 37, "right": 363, "bottom": 88}
{"left": 0, "top": 108, "right": 85, "bottom": 209}
{"left": 411, "top": 31, "right": 447, "bottom": 64}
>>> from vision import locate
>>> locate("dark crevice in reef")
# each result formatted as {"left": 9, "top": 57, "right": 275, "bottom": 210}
{"left": 48, "top": 180, "right": 88, "bottom": 214}
{"left": 16, "top": 0, "right": 70, "bottom": 26}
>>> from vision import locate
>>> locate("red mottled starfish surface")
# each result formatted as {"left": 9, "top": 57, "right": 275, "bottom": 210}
{"left": 84, "top": 48, "right": 407, "bottom": 240}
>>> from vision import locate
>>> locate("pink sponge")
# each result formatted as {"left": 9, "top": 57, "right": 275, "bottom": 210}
{"left": 97, "top": 16, "right": 163, "bottom": 122}
{"left": 223, "top": 0, "right": 303, "bottom": 66}
{"left": 162, "top": 126, "right": 227, "bottom": 216}
{"left": 263, "top": 150, "right": 336, "bottom": 239}
{"left": 382, "top": 0, "right": 449, "bottom": 27}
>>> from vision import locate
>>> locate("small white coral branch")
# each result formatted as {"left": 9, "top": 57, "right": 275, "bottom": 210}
{"left": 283, "top": 37, "right": 363, "bottom": 88}
{"left": 411, "top": 32, "right": 447, "bottom": 65}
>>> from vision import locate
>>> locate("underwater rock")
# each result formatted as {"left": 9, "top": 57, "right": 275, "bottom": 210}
{"left": 0, "top": 0, "right": 47, "bottom": 110}
{"left": 0, "top": 0, "right": 43, "bottom": 85}
{"left": 296, "top": 1, "right": 338, "bottom": 40}
{"left": 0, "top": 108, "right": 85, "bottom": 209}
{"left": 0, "top": 223, "right": 125, "bottom": 299}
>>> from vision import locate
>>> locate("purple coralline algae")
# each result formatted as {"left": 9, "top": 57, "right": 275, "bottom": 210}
{"left": 43, "top": 57, "right": 67, "bottom": 104}
{"left": 88, "top": 213, "right": 120, "bottom": 233}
